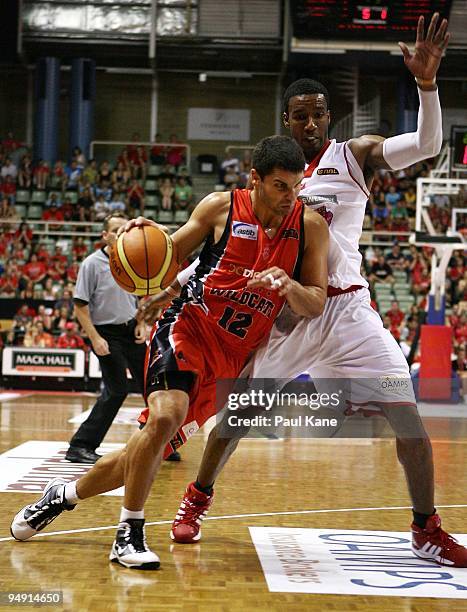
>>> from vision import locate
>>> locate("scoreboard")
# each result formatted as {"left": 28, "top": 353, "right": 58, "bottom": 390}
{"left": 291, "top": 0, "right": 452, "bottom": 41}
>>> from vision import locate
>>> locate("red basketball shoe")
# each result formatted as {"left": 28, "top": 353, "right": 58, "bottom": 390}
{"left": 411, "top": 514, "right": 467, "bottom": 567}
{"left": 171, "top": 482, "right": 214, "bottom": 543}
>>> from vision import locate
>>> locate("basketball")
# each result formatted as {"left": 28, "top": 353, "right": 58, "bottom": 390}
{"left": 109, "top": 225, "right": 179, "bottom": 296}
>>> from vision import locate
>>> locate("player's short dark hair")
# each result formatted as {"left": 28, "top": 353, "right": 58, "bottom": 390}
{"left": 252, "top": 135, "right": 305, "bottom": 179}
{"left": 103, "top": 211, "right": 128, "bottom": 231}
{"left": 282, "top": 79, "right": 330, "bottom": 114}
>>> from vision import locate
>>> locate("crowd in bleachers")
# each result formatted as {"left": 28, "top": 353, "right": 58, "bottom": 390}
{"left": 0, "top": 131, "right": 194, "bottom": 226}
{"left": 0, "top": 130, "right": 465, "bottom": 370}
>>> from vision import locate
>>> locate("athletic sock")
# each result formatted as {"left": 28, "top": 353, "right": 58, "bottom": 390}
{"left": 64, "top": 481, "right": 80, "bottom": 505}
{"left": 120, "top": 507, "right": 144, "bottom": 522}
{"left": 194, "top": 480, "right": 214, "bottom": 496}
{"left": 412, "top": 508, "right": 436, "bottom": 529}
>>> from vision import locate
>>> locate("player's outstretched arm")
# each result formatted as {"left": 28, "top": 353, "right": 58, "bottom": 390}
{"left": 349, "top": 13, "right": 449, "bottom": 175}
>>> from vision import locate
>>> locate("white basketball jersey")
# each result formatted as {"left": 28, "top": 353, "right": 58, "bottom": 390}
{"left": 299, "top": 139, "right": 369, "bottom": 289}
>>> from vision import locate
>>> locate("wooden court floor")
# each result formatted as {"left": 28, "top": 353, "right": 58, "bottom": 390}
{"left": 0, "top": 392, "right": 466, "bottom": 612}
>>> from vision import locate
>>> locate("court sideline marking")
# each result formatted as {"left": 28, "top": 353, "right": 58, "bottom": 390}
{"left": 1, "top": 503, "right": 466, "bottom": 543}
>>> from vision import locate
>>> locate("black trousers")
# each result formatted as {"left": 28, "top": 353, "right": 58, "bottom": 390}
{"left": 69, "top": 320, "right": 146, "bottom": 451}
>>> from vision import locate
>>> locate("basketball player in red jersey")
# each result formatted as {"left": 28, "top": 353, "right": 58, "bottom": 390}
{"left": 158, "top": 14, "right": 466, "bottom": 567}
{"left": 10, "top": 135, "right": 329, "bottom": 570}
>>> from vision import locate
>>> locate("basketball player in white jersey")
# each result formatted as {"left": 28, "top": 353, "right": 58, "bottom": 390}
{"left": 148, "top": 13, "right": 465, "bottom": 567}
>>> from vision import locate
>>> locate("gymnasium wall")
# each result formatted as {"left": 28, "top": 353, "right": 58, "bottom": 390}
{"left": 0, "top": 65, "right": 463, "bottom": 159}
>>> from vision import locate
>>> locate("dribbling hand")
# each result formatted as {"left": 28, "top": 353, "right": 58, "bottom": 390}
{"left": 117, "top": 216, "right": 169, "bottom": 237}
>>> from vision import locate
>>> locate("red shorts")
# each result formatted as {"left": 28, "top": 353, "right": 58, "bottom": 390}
{"left": 139, "top": 307, "right": 249, "bottom": 458}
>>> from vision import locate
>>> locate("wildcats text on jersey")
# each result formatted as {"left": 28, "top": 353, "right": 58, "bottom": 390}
{"left": 209, "top": 287, "right": 274, "bottom": 318}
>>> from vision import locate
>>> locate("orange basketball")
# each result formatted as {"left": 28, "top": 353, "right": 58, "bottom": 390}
{"left": 109, "top": 225, "right": 179, "bottom": 296}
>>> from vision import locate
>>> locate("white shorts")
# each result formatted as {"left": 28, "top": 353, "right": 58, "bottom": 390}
{"left": 250, "top": 288, "right": 416, "bottom": 408}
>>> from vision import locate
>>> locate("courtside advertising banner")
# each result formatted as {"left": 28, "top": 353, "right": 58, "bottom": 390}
{"left": 2, "top": 347, "right": 85, "bottom": 378}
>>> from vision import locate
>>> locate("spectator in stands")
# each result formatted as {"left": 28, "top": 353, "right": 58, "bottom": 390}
{"left": 369, "top": 255, "right": 394, "bottom": 286}
{"left": 453, "top": 313, "right": 466, "bottom": 349}
{"left": 83, "top": 159, "right": 98, "bottom": 185}
{"left": 2, "top": 131, "right": 23, "bottom": 154}
{"left": 51, "top": 306, "right": 71, "bottom": 336}
{"left": 385, "top": 300, "right": 405, "bottom": 341}
{"left": 56, "top": 321, "right": 86, "bottom": 349}
{"left": 177, "top": 165, "right": 192, "bottom": 186}
{"left": 410, "top": 253, "right": 430, "bottom": 296}
{"left": 456, "top": 270, "right": 467, "bottom": 305}
{"left": 77, "top": 187, "right": 95, "bottom": 222}
{"left": 127, "top": 178, "right": 145, "bottom": 213}
{"left": 33, "top": 160, "right": 50, "bottom": 190}
{"left": 372, "top": 199, "right": 390, "bottom": 229}
{"left": 452, "top": 346, "right": 466, "bottom": 373}
{"left": 64, "top": 160, "right": 82, "bottom": 191}
{"left": 21, "top": 253, "right": 47, "bottom": 286}
{"left": 385, "top": 243, "right": 405, "bottom": 271}
{"left": 132, "top": 145, "right": 148, "bottom": 182}
{"left": 35, "top": 242, "right": 51, "bottom": 264}
{"left": 391, "top": 200, "right": 410, "bottom": 231}
{"left": 95, "top": 179, "right": 113, "bottom": 203}
{"left": 52, "top": 160, "right": 67, "bottom": 191}
{"left": 98, "top": 160, "right": 112, "bottom": 183}
{"left": 18, "top": 153, "right": 33, "bottom": 188}
{"left": 0, "top": 175, "right": 17, "bottom": 204}
{"left": 50, "top": 246, "right": 68, "bottom": 277}
{"left": 61, "top": 197, "right": 75, "bottom": 222}
{"left": 1, "top": 156, "right": 18, "bottom": 181}
{"left": 66, "top": 256, "right": 80, "bottom": 284}
{"left": 72, "top": 236, "right": 89, "bottom": 261}
{"left": 12, "top": 304, "right": 33, "bottom": 336}
{"left": 117, "top": 150, "right": 132, "bottom": 176}
{"left": 42, "top": 204, "right": 64, "bottom": 229}
{"left": 43, "top": 277, "right": 58, "bottom": 301}
{"left": 55, "top": 288, "right": 74, "bottom": 316}
{"left": 166, "top": 133, "right": 185, "bottom": 170}
{"left": 45, "top": 192, "right": 62, "bottom": 209}
{"left": 150, "top": 133, "right": 166, "bottom": 166}
{"left": 159, "top": 177, "right": 174, "bottom": 211}
{"left": 174, "top": 176, "right": 193, "bottom": 211}
{"left": 36, "top": 320, "right": 55, "bottom": 347}
{"left": 72, "top": 146, "right": 86, "bottom": 169}
{"left": 404, "top": 184, "right": 417, "bottom": 216}
{"left": 93, "top": 194, "right": 110, "bottom": 221}
{"left": 34, "top": 304, "right": 53, "bottom": 331}
{"left": 0, "top": 196, "right": 15, "bottom": 218}
{"left": 0, "top": 261, "right": 20, "bottom": 296}
{"left": 15, "top": 222, "right": 33, "bottom": 246}
{"left": 108, "top": 188, "right": 127, "bottom": 213}
{"left": 112, "top": 161, "right": 131, "bottom": 189}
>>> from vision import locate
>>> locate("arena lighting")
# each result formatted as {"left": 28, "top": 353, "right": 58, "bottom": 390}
{"left": 200, "top": 71, "right": 253, "bottom": 79}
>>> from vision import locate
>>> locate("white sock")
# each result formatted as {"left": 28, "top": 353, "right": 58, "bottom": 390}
{"left": 120, "top": 507, "right": 144, "bottom": 522}
{"left": 63, "top": 481, "right": 80, "bottom": 505}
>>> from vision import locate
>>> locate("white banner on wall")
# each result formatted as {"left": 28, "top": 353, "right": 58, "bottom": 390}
{"left": 187, "top": 108, "right": 250, "bottom": 141}
{"left": 2, "top": 348, "right": 85, "bottom": 378}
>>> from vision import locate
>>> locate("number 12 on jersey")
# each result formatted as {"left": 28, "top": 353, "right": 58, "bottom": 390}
{"left": 217, "top": 306, "right": 252, "bottom": 338}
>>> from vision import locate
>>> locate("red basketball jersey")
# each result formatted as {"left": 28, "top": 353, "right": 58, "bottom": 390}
{"left": 167, "top": 189, "right": 304, "bottom": 356}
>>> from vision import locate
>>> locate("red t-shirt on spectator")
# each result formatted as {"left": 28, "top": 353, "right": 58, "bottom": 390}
{"left": 56, "top": 333, "right": 85, "bottom": 349}
{"left": 23, "top": 261, "right": 47, "bottom": 281}
{"left": 386, "top": 309, "right": 404, "bottom": 328}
